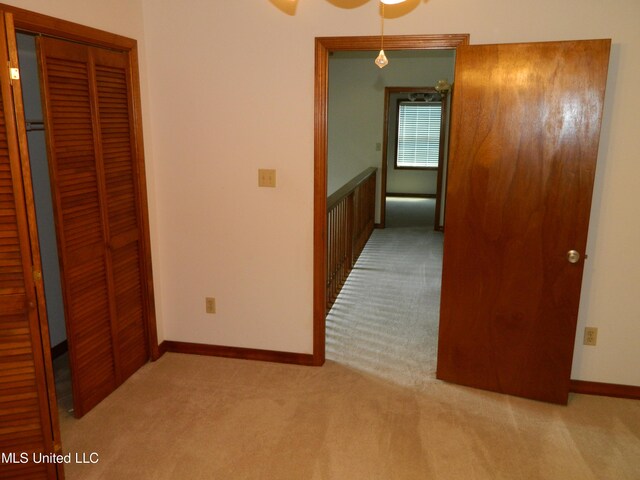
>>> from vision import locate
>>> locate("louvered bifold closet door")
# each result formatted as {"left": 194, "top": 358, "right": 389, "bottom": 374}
{"left": 38, "top": 37, "right": 148, "bottom": 418}
{"left": 38, "top": 38, "right": 117, "bottom": 418}
{"left": 0, "top": 14, "right": 57, "bottom": 479}
{"left": 93, "top": 48, "right": 148, "bottom": 381}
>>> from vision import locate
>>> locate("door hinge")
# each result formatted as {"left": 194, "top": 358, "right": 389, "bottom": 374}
{"left": 33, "top": 269, "right": 42, "bottom": 282}
{"left": 9, "top": 66, "right": 19, "bottom": 80}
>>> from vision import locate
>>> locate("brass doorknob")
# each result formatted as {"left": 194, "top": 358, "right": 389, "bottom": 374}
{"left": 567, "top": 250, "right": 581, "bottom": 264}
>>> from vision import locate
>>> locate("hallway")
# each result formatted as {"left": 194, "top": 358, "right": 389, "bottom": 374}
{"left": 326, "top": 197, "right": 443, "bottom": 389}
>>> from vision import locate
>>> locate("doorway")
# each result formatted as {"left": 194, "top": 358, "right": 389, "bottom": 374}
{"left": 313, "top": 34, "right": 470, "bottom": 366}
{"left": 381, "top": 86, "right": 450, "bottom": 231}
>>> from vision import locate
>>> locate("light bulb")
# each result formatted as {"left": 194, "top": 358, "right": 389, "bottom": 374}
{"left": 380, "top": 0, "right": 407, "bottom": 4}
{"left": 375, "top": 50, "right": 389, "bottom": 68}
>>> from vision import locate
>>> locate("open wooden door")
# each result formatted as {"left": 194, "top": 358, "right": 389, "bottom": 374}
{"left": 0, "top": 12, "right": 59, "bottom": 480}
{"left": 437, "top": 40, "right": 610, "bottom": 404}
{"left": 37, "top": 36, "right": 150, "bottom": 418}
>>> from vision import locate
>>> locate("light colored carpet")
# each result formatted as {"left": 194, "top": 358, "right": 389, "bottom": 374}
{"left": 59, "top": 354, "right": 640, "bottom": 480}
{"left": 326, "top": 197, "right": 442, "bottom": 389}
{"left": 57, "top": 198, "right": 640, "bottom": 479}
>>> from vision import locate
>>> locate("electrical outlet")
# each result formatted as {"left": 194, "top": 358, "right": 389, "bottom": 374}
{"left": 258, "top": 169, "right": 276, "bottom": 187}
{"left": 583, "top": 327, "right": 598, "bottom": 346}
{"left": 205, "top": 297, "right": 216, "bottom": 314}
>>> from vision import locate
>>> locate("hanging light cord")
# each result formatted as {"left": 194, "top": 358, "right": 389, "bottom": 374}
{"left": 380, "top": 3, "right": 385, "bottom": 51}
{"left": 375, "top": 2, "right": 389, "bottom": 68}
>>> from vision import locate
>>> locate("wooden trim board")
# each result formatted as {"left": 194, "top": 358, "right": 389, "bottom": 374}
{"left": 570, "top": 380, "right": 640, "bottom": 401}
{"left": 161, "top": 341, "right": 316, "bottom": 366}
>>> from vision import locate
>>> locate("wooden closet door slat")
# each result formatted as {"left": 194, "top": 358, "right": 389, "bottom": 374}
{"left": 39, "top": 37, "right": 116, "bottom": 418}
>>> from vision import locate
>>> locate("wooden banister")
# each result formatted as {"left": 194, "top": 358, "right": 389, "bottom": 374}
{"left": 326, "top": 167, "right": 377, "bottom": 313}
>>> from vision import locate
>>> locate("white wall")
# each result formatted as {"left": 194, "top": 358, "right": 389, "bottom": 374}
{"left": 7, "top": 0, "right": 640, "bottom": 386}
{"left": 2, "top": 0, "right": 146, "bottom": 46}
{"left": 139, "top": 0, "right": 317, "bottom": 353}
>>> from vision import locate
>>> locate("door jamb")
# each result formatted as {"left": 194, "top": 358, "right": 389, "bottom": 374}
{"left": 313, "top": 34, "right": 469, "bottom": 365}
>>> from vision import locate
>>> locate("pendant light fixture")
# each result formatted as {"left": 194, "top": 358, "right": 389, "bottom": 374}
{"left": 375, "top": 0, "right": 408, "bottom": 68}
{"left": 374, "top": 2, "right": 389, "bottom": 68}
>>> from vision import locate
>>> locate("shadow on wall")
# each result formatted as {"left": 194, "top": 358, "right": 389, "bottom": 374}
{"left": 269, "top": 0, "right": 425, "bottom": 17}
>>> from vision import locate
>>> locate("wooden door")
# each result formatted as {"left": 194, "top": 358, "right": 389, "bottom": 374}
{"left": 38, "top": 37, "right": 149, "bottom": 417}
{"left": 437, "top": 40, "right": 610, "bottom": 404}
{"left": 0, "top": 13, "right": 58, "bottom": 480}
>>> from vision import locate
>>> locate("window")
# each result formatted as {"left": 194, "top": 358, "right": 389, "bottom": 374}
{"left": 396, "top": 101, "right": 443, "bottom": 169}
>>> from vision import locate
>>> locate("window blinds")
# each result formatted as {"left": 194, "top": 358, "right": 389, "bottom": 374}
{"left": 397, "top": 102, "right": 442, "bottom": 168}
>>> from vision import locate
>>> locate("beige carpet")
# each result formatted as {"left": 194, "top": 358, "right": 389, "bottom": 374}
{"left": 58, "top": 198, "right": 640, "bottom": 479}
{"left": 59, "top": 354, "right": 640, "bottom": 480}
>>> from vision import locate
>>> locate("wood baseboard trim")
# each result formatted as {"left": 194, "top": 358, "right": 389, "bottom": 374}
{"left": 157, "top": 340, "right": 168, "bottom": 358}
{"left": 386, "top": 192, "right": 436, "bottom": 199}
{"left": 51, "top": 340, "right": 68, "bottom": 359}
{"left": 570, "top": 380, "right": 640, "bottom": 400}
{"left": 162, "top": 340, "right": 316, "bottom": 366}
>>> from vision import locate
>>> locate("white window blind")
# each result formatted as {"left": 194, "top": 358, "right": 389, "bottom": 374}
{"left": 396, "top": 102, "right": 442, "bottom": 168}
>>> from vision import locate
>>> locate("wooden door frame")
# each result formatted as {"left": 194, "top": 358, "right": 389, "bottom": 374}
{"left": 313, "top": 34, "right": 469, "bottom": 365}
